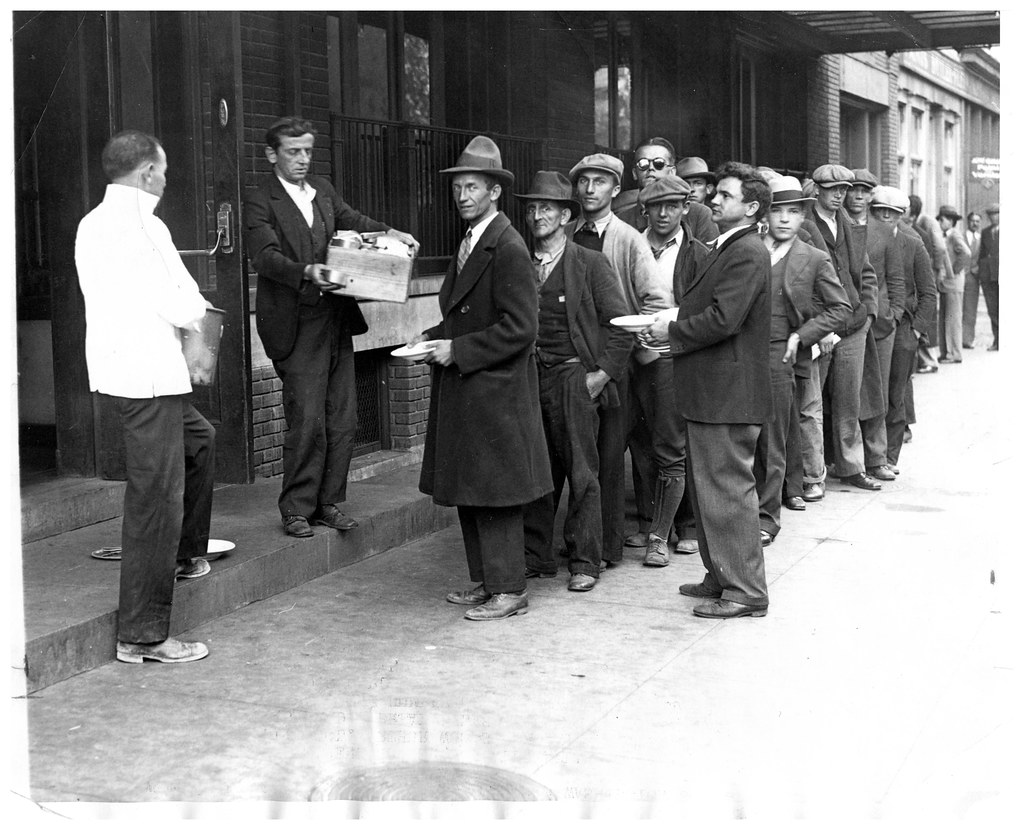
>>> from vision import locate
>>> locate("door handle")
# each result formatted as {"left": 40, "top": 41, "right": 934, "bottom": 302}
{"left": 178, "top": 202, "right": 234, "bottom": 257}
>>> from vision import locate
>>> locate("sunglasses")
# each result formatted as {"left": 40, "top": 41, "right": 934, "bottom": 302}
{"left": 635, "top": 158, "right": 672, "bottom": 172}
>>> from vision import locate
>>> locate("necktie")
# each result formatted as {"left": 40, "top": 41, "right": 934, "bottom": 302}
{"left": 456, "top": 229, "right": 472, "bottom": 274}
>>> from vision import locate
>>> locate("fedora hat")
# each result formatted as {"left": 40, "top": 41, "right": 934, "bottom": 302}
{"left": 985, "top": 203, "right": 1000, "bottom": 215}
{"left": 812, "top": 164, "right": 855, "bottom": 188}
{"left": 441, "top": 135, "right": 514, "bottom": 188}
{"left": 937, "top": 204, "right": 962, "bottom": 223}
{"left": 515, "top": 171, "right": 581, "bottom": 219}
{"left": 849, "top": 168, "right": 879, "bottom": 188}
{"left": 769, "top": 175, "right": 815, "bottom": 206}
{"left": 639, "top": 176, "right": 691, "bottom": 207}
{"left": 870, "top": 186, "right": 909, "bottom": 213}
{"left": 568, "top": 153, "right": 624, "bottom": 185}
{"left": 675, "top": 157, "right": 717, "bottom": 183}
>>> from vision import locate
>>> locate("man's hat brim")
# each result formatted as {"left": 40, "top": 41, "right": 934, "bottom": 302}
{"left": 514, "top": 192, "right": 581, "bottom": 219}
{"left": 440, "top": 165, "right": 515, "bottom": 187}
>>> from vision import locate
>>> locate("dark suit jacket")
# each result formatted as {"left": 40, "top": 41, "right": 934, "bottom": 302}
{"left": 613, "top": 190, "right": 719, "bottom": 244}
{"left": 978, "top": 224, "right": 999, "bottom": 284}
{"left": 419, "top": 211, "right": 552, "bottom": 507}
{"left": 895, "top": 227, "right": 937, "bottom": 335}
{"left": 243, "top": 174, "right": 389, "bottom": 361}
{"left": 852, "top": 217, "right": 905, "bottom": 339}
{"left": 802, "top": 208, "right": 878, "bottom": 337}
{"left": 668, "top": 224, "right": 771, "bottom": 425}
{"left": 555, "top": 241, "right": 633, "bottom": 384}
{"left": 780, "top": 237, "right": 853, "bottom": 345}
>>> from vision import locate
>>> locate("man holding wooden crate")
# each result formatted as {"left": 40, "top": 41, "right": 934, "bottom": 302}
{"left": 244, "top": 116, "right": 419, "bottom": 539}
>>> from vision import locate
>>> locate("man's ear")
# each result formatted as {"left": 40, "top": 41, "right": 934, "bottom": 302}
{"left": 265, "top": 146, "right": 277, "bottom": 165}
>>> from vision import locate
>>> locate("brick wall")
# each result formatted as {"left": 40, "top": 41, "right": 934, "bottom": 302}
{"left": 387, "top": 360, "right": 431, "bottom": 450}
{"left": 807, "top": 55, "right": 841, "bottom": 167}
{"left": 883, "top": 54, "right": 900, "bottom": 186}
{"left": 251, "top": 364, "right": 285, "bottom": 477}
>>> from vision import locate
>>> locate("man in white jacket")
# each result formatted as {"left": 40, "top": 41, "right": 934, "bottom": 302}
{"left": 76, "top": 130, "right": 214, "bottom": 665}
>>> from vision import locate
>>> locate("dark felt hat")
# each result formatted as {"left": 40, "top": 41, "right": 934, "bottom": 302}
{"left": 441, "top": 135, "right": 514, "bottom": 188}
{"left": 514, "top": 170, "right": 581, "bottom": 219}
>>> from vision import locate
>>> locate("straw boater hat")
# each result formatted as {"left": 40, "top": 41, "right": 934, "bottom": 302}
{"left": 769, "top": 175, "right": 816, "bottom": 205}
{"left": 870, "top": 186, "right": 909, "bottom": 213}
{"left": 514, "top": 171, "right": 581, "bottom": 220}
{"left": 639, "top": 176, "right": 691, "bottom": 207}
{"left": 811, "top": 164, "right": 855, "bottom": 188}
{"left": 441, "top": 135, "right": 514, "bottom": 188}
{"left": 676, "top": 157, "right": 717, "bottom": 183}
{"left": 849, "top": 168, "right": 879, "bottom": 189}
{"left": 568, "top": 153, "right": 624, "bottom": 186}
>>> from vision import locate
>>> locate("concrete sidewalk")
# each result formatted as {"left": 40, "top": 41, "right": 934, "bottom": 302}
{"left": 12, "top": 332, "right": 1018, "bottom": 820}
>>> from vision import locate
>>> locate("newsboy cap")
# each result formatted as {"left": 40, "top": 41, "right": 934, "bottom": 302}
{"left": 849, "top": 168, "right": 879, "bottom": 188}
{"left": 569, "top": 153, "right": 624, "bottom": 185}
{"left": 937, "top": 204, "right": 962, "bottom": 223}
{"left": 639, "top": 176, "right": 692, "bottom": 206}
{"left": 811, "top": 164, "right": 855, "bottom": 188}
{"left": 870, "top": 186, "right": 909, "bottom": 213}
{"left": 441, "top": 135, "right": 514, "bottom": 188}
{"left": 514, "top": 170, "right": 581, "bottom": 219}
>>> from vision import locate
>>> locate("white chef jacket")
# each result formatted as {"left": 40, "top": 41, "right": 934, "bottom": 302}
{"left": 75, "top": 184, "right": 208, "bottom": 398}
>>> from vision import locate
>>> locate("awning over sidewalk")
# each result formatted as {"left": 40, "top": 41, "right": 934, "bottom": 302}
{"left": 738, "top": 11, "right": 1000, "bottom": 54}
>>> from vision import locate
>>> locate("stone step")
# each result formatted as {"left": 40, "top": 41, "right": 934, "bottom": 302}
{"left": 19, "top": 464, "right": 455, "bottom": 693}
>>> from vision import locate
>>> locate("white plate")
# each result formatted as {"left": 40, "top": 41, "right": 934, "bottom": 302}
{"left": 206, "top": 539, "right": 235, "bottom": 561}
{"left": 391, "top": 340, "right": 440, "bottom": 361}
{"left": 610, "top": 314, "right": 657, "bottom": 332}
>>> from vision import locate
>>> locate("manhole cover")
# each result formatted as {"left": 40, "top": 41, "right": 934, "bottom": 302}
{"left": 309, "top": 762, "right": 556, "bottom": 802}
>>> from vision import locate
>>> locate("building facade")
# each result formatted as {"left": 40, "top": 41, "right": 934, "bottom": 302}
{"left": 13, "top": 11, "right": 999, "bottom": 495}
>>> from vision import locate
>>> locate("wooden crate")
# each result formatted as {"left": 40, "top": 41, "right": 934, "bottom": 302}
{"left": 324, "top": 246, "right": 414, "bottom": 303}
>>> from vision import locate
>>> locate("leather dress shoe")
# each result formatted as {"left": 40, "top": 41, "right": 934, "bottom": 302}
{"left": 867, "top": 464, "right": 896, "bottom": 481}
{"left": 315, "top": 504, "right": 358, "bottom": 531}
{"left": 888, "top": 464, "right": 900, "bottom": 476}
{"left": 904, "top": 427, "right": 912, "bottom": 443}
{"left": 760, "top": 530, "right": 774, "bottom": 546}
{"left": 464, "top": 591, "right": 528, "bottom": 620}
{"left": 803, "top": 483, "right": 825, "bottom": 502}
{"left": 692, "top": 599, "right": 767, "bottom": 619}
{"left": 783, "top": 496, "right": 806, "bottom": 511}
{"left": 568, "top": 573, "right": 597, "bottom": 592}
{"left": 116, "top": 637, "right": 209, "bottom": 664}
{"left": 840, "top": 472, "right": 882, "bottom": 491}
{"left": 643, "top": 535, "right": 671, "bottom": 567}
{"left": 624, "top": 531, "right": 648, "bottom": 548}
{"left": 678, "top": 582, "right": 722, "bottom": 599}
{"left": 175, "top": 557, "right": 211, "bottom": 580}
{"left": 525, "top": 566, "right": 556, "bottom": 579}
{"left": 446, "top": 584, "right": 491, "bottom": 606}
{"left": 916, "top": 364, "right": 938, "bottom": 374}
{"left": 283, "top": 514, "right": 314, "bottom": 537}
{"left": 988, "top": 343, "right": 999, "bottom": 351}
{"left": 964, "top": 343, "right": 974, "bottom": 349}
{"left": 675, "top": 538, "right": 699, "bottom": 555}
{"left": 938, "top": 357, "right": 961, "bottom": 364}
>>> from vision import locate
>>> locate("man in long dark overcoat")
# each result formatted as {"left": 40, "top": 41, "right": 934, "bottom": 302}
{"left": 412, "top": 136, "right": 552, "bottom": 621}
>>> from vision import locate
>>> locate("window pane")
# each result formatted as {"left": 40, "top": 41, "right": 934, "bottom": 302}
{"left": 358, "top": 24, "right": 389, "bottom": 120}
{"left": 403, "top": 32, "right": 430, "bottom": 125}
{"left": 594, "top": 65, "right": 609, "bottom": 147}
{"left": 615, "top": 66, "right": 631, "bottom": 149}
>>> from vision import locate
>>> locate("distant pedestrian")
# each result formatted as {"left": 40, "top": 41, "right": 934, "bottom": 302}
{"left": 962, "top": 212, "right": 983, "bottom": 348}
{"left": 978, "top": 205, "right": 999, "bottom": 350}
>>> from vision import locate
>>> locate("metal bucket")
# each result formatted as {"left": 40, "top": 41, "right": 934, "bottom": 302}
{"left": 180, "top": 307, "right": 226, "bottom": 386}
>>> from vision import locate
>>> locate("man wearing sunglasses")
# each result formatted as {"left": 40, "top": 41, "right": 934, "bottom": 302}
{"left": 613, "top": 137, "right": 718, "bottom": 244}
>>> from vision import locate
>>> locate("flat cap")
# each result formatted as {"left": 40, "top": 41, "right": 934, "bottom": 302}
{"left": 870, "top": 186, "right": 909, "bottom": 213}
{"left": 639, "top": 176, "right": 691, "bottom": 206}
{"left": 569, "top": 153, "right": 624, "bottom": 185}
{"left": 849, "top": 168, "right": 879, "bottom": 188}
{"left": 811, "top": 164, "right": 855, "bottom": 188}
{"left": 937, "top": 204, "right": 962, "bottom": 223}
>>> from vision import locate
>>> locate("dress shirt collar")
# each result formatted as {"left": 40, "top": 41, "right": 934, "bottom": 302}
{"left": 646, "top": 226, "right": 683, "bottom": 258}
{"left": 277, "top": 174, "right": 317, "bottom": 201}
{"left": 575, "top": 211, "right": 613, "bottom": 237}
{"left": 767, "top": 235, "right": 796, "bottom": 265}
{"left": 533, "top": 239, "right": 566, "bottom": 267}
{"left": 465, "top": 210, "right": 500, "bottom": 255}
{"left": 710, "top": 223, "right": 753, "bottom": 249}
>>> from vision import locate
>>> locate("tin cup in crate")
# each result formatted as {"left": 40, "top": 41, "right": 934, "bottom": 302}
{"left": 324, "top": 232, "right": 414, "bottom": 303}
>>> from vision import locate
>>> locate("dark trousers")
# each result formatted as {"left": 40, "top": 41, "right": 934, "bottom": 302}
{"left": 686, "top": 421, "right": 768, "bottom": 608}
{"left": 457, "top": 505, "right": 526, "bottom": 594}
{"left": 783, "top": 374, "right": 804, "bottom": 499}
{"left": 524, "top": 362, "right": 603, "bottom": 578}
{"left": 862, "top": 328, "right": 896, "bottom": 468}
{"left": 111, "top": 394, "right": 215, "bottom": 644}
{"left": 980, "top": 279, "right": 999, "bottom": 345}
{"left": 273, "top": 306, "right": 357, "bottom": 519}
{"left": 886, "top": 319, "right": 918, "bottom": 466}
{"left": 754, "top": 342, "right": 795, "bottom": 537}
{"left": 597, "top": 367, "right": 630, "bottom": 562}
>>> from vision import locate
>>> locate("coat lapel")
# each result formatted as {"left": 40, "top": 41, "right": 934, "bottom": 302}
{"left": 269, "top": 177, "right": 313, "bottom": 261}
{"left": 685, "top": 224, "right": 758, "bottom": 296}
{"left": 442, "top": 212, "right": 509, "bottom": 314}
{"left": 561, "top": 243, "right": 586, "bottom": 326}
{"left": 781, "top": 239, "right": 809, "bottom": 323}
